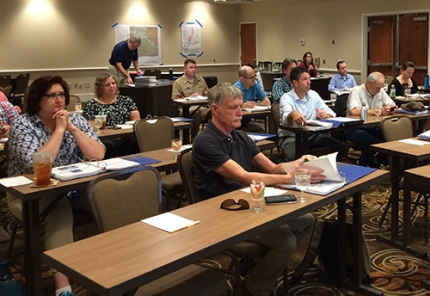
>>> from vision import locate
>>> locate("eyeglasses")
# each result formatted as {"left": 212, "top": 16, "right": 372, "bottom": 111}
{"left": 220, "top": 199, "right": 250, "bottom": 211}
{"left": 244, "top": 76, "right": 256, "bottom": 80}
{"left": 44, "top": 92, "right": 66, "bottom": 100}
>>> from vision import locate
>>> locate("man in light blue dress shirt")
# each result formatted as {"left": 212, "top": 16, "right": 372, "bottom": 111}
{"left": 328, "top": 60, "right": 357, "bottom": 92}
{"left": 279, "top": 67, "right": 349, "bottom": 161}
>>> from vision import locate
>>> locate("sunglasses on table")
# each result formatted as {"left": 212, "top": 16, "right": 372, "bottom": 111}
{"left": 220, "top": 199, "right": 250, "bottom": 211}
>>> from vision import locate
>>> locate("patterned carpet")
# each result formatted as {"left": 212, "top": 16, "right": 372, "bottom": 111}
{"left": 1, "top": 178, "right": 429, "bottom": 296}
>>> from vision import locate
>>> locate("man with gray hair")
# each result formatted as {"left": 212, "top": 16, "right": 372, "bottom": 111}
{"left": 193, "top": 82, "right": 324, "bottom": 296}
{"left": 346, "top": 71, "right": 397, "bottom": 167}
{"left": 271, "top": 58, "right": 297, "bottom": 102}
{"left": 108, "top": 35, "right": 143, "bottom": 85}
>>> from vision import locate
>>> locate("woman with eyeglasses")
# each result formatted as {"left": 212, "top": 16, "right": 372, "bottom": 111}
{"left": 390, "top": 61, "right": 419, "bottom": 97}
{"left": 7, "top": 75, "right": 105, "bottom": 296}
{"left": 298, "top": 52, "right": 318, "bottom": 77}
{"left": 83, "top": 72, "right": 140, "bottom": 158}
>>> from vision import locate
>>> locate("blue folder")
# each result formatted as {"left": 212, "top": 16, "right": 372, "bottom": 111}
{"left": 337, "top": 163, "right": 376, "bottom": 183}
{"left": 123, "top": 155, "right": 161, "bottom": 166}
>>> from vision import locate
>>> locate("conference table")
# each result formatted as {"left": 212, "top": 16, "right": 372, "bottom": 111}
{"left": 119, "top": 81, "right": 178, "bottom": 118}
{"left": 43, "top": 167, "right": 389, "bottom": 296}
{"left": 371, "top": 138, "right": 430, "bottom": 259}
{"left": 0, "top": 140, "right": 276, "bottom": 296}
{"left": 280, "top": 113, "right": 430, "bottom": 159}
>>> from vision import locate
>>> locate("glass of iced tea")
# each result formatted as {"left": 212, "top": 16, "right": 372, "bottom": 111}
{"left": 32, "top": 152, "right": 53, "bottom": 186}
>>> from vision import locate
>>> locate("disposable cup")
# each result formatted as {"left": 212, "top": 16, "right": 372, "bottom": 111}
{"left": 32, "top": 152, "right": 52, "bottom": 186}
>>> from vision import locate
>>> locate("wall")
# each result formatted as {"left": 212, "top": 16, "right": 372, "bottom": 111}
{"left": 239, "top": 0, "right": 430, "bottom": 83}
{"left": 0, "top": 0, "right": 240, "bottom": 95}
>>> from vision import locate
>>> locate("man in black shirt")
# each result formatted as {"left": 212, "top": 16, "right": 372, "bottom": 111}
{"left": 193, "top": 83, "right": 324, "bottom": 296}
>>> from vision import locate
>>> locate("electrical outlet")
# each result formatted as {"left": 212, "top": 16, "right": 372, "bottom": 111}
{"left": 74, "top": 83, "right": 78, "bottom": 89}
{"left": 84, "top": 83, "right": 90, "bottom": 88}
{"left": 78, "top": 83, "right": 83, "bottom": 89}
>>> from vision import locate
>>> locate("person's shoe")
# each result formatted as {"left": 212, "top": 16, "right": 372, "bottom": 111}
{"left": 240, "top": 280, "right": 255, "bottom": 296}
{"left": 59, "top": 292, "right": 74, "bottom": 296}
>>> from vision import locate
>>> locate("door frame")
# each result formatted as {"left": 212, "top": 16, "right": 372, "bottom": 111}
{"left": 239, "top": 22, "right": 258, "bottom": 66}
{"left": 361, "top": 9, "right": 430, "bottom": 84}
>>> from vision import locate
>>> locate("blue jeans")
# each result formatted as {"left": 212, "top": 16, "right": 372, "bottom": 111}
{"left": 345, "top": 128, "right": 387, "bottom": 166}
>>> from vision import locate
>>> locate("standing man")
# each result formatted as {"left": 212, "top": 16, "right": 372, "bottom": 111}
{"left": 234, "top": 65, "right": 270, "bottom": 133}
{"left": 172, "top": 59, "right": 209, "bottom": 139}
{"left": 279, "top": 67, "right": 349, "bottom": 161}
{"left": 193, "top": 82, "right": 324, "bottom": 296}
{"left": 108, "top": 35, "right": 143, "bottom": 85}
{"left": 328, "top": 60, "right": 357, "bottom": 92}
{"left": 346, "top": 72, "right": 397, "bottom": 167}
{"left": 271, "top": 58, "right": 297, "bottom": 102}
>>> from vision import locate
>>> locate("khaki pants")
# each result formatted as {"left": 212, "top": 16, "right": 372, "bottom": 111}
{"left": 107, "top": 64, "right": 127, "bottom": 86}
{"left": 7, "top": 193, "right": 74, "bottom": 250}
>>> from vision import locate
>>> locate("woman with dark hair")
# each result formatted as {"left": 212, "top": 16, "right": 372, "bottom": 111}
{"left": 298, "top": 52, "right": 318, "bottom": 77}
{"left": 83, "top": 72, "right": 140, "bottom": 158}
{"left": 390, "top": 61, "right": 419, "bottom": 96}
{"left": 7, "top": 75, "right": 105, "bottom": 296}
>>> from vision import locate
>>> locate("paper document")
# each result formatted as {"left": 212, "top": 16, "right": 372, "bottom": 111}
{"left": 103, "top": 158, "right": 140, "bottom": 170}
{"left": 333, "top": 90, "right": 351, "bottom": 96}
{"left": 51, "top": 162, "right": 104, "bottom": 181}
{"left": 301, "top": 152, "right": 344, "bottom": 181}
{"left": 0, "top": 138, "right": 8, "bottom": 143}
{"left": 418, "top": 130, "right": 430, "bottom": 141}
{"left": 247, "top": 133, "right": 276, "bottom": 142}
{"left": 115, "top": 124, "right": 133, "bottom": 129}
{"left": 401, "top": 138, "right": 430, "bottom": 145}
{"left": 242, "top": 106, "right": 271, "bottom": 112}
{"left": 0, "top": 176, "right": 33, "bottom": 188}
{"left": 142, "top": 212, "right": 200, "bottom": 233}
{"left": 185, "top": 95, "right": 207, "bottom": 101}
{"left": 241, "top": 186, "right": 287, "bottom": 197}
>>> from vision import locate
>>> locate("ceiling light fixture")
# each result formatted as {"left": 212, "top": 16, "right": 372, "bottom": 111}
{"left": 214, "top": 0, "right": 255, "bottom": 3}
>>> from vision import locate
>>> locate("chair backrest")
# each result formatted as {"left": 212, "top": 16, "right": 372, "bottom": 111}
{"left": 203, "top": 76, "right": 218, "bottom": 89}
{"left": 270, "top": 101, "right": 280, "bottom": 135}
{"left": 333, "top": 94, "right": 349, "bottom": 117}
{"left": 133, "top": 116, "right": 174, "bottom": 152}
{"left": 0, "top": 85, "right": 12, "bottom": 97}
{"left": 0, "top": 75, "right": 11, "bottom": 88}
{"left": 66, "top": 95, "right": 81, "bottom": 111}
{"left": 177, "top": 148, "right": 196, "bottom": 205}
{"left": 381, "top": 115, "right": 414, "bottom": 141}
{"left": 143, "top": 69, "right": 161, "bottom": 79}
{"left": 12, "top": 73, "right": 30, "bottom": 97}
{"left": 86, "top": 166, "right": 162, "bottom": 233}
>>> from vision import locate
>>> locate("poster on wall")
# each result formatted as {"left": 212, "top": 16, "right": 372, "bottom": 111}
{"left": 114, "top": 24, "right": 161, "bottom": 65}
{"left": 181, "top": 22, "right": 202, "bottom": 56}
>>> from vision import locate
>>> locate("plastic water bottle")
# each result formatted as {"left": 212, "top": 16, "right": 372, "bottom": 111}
{"left": 169, "top": 68, "right": 173, "bottom": 80}
{"left": 389, "top": 84, "right": 396, "bottom": 98}
{"left": 424, "top": 75, "right": 429, "bottom": 89}
{"left": 360, "top": 102, "right": 368, "bottom": 122}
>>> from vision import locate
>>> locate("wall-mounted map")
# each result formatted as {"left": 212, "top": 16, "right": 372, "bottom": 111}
{"left": 114, "top": 24, "right": 161, "bottom": 65}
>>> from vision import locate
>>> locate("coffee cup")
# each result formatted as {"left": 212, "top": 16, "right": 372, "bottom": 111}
{"left": 32, "top": 152, "right": 52, "bottom": 186}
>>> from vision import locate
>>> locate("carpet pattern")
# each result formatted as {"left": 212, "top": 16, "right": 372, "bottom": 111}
{"left": 1, "top": 178, "right": 429, "bottom": 296}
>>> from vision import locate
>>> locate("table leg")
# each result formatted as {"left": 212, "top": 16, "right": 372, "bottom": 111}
{"left": 182, "top": 106, "right": 190, "bottom": 144}
{"left": 22, "top": 199, "right": 43, "bottom": 296}
{"left": 294, "top": 134, "right": 303, "bottom": 159}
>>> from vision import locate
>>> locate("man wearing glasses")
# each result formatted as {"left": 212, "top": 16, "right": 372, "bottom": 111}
{"left": 233, "top": 66, "right": 270, "bottom": 133}
{"left": 193, "top": 83, "right": 324, "bottom": 296}
{"left": 346, "top": 72, "right": 397, "bottom": 167}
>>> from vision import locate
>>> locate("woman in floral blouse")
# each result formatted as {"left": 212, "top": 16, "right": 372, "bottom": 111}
{"left": 83, "top": 72, "right": 140, "bottom": 157}
{"left": 7, "top": 75, "right": 105, "bottom": 296}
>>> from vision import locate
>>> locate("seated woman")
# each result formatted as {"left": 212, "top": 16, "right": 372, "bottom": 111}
{"left": 391, "top": 61, "right": 419, "bottom": 97}
{"left": 7, "top": 75, "right": 105, "bottom": 296}
{"left": 298, "top": 52, "right": 318, "bottom": 77}
{"left": 83, "top": 72, "right": 140, "bottom": 158}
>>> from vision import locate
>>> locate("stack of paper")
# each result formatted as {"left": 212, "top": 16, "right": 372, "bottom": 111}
{"left": 305, "top": 120, "right": 333, "bottom": 131}
{"left": 242, "top": 106, "right": 271, "bottom": 112}
{"left": 184, "top": 95, "right": 207, "bottom": 101}
{"left": 103, "top": 158, "right": 140, "bottom": 170}
{"left": 418, "top": 130, "right": 430, "bottom": 141}
{"left": 135, "top": 76, "right": 157, "bottom": 87}
{"left": 142, "top": 212, "right": 200, "bottom": 233}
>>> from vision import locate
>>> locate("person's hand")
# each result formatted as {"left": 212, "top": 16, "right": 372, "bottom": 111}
{"left": 288, "top": 165, "right": 326, "bottom": 184}
{"left": 289, "top": 110, "right": 306, "bottom": 125}
{"left": 202, "top": 90, "right": 208, "bottom": 96}
{"left": 316, "top": 108, "right": 330, "bottom": 119}
{"left": 308, "top": 64, "right": 314, "bottom": 71}
{"left": 13, "top": 105, "right": 21, "bottom": 114}
{"left": 191, "top": 93, "right": 200, "bottom": 97}
{"left": 381, "top": 106, "right": 393, "bottom": 115}
{"left": 52, "top": 110, "right": 68, "bottom": 132}
{"left": 136, "top": 69, "right": 143, "bottom": 76}
{"left": 388, "top": 105, "right": 398, "bottom": 114}
{"left": 126, "top": 76, "right": 133, "bottom": 84}
{"left": 242, "top": 101, "right": 255, "bottom": 108}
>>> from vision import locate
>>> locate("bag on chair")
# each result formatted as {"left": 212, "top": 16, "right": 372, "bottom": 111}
{"left": 0, "top": 258, "right": 23, "bottom": 296}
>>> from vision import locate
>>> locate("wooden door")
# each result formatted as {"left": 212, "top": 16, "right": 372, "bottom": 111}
{"left": 240, "top": 23, "right": 256, "bottom": 66}
{"left": 398, "top": 13, "right": 428, "bottom": 85}
{"left": 368, "top": 16, "right": 394, "bottom": 77}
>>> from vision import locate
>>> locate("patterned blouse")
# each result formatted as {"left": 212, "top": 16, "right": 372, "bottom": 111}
{"left": 82, "top": 95, "right": 138, "bottom": 126}
{"left": 8, "top": 112, "right": 103, "bottom": 176}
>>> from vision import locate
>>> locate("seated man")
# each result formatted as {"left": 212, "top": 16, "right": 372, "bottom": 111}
{"left": 346, "top": 72, "right": 397, "bottom": 167}
{"left": 271, "top": 58, "right": 297, "bottom": 102}
{"left": 193, "top": 82, "right": 324, "bottom": 296}
{"left": 233, "top": 65, "right": 270, "bottom": 133}
{"left": 279, "top": 67, "right": 349, "bottom": 161}
{"left": 172, "top": 58, "right": 209, "bottom": 139}
{"left": 328, "top": 60, "right": 357, "bottom": 92}
{"left": 246, "top": 62, "right": 265, "bottom": 91}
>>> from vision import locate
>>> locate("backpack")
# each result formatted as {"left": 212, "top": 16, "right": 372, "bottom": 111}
{"left": 291, "top": 218, "right": 371, "bottom": 284}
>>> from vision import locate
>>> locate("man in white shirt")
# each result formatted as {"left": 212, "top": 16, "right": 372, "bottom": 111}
{"left": 346, "top": 72, "right": 397, "bottom": 167}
